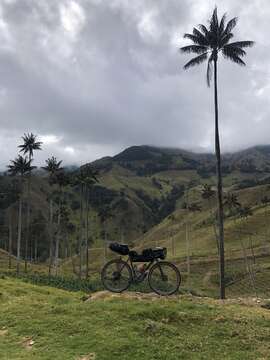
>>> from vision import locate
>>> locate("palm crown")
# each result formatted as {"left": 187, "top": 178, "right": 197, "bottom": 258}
{"left": 181, "top": 7, "right": 254, "bottom": 86}
{"left": 224, "top": 193, "right": 241, "bottom": 209}
{"left": 74, "top": 166, "right": 99, "bottom": 187}
{"left": 7, "top": 155, "right": 36, "bottom": 177}
{"left": 201, "top": 184, "right": 215, "bottom": 200}
{"left": 18, "top": 133, "right": 42, "bottom": 159}
{"left": 43, "top": 157, "right": 63, "bottom": 175}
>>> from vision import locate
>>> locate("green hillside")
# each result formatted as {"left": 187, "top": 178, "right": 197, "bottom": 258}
{"left": 87, "top": 144, "right": 270, "bottom": 243}
{"left": 1, "top": 144, "right": 270, "bottom": 298}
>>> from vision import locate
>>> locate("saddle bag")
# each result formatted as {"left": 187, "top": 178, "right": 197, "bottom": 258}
{"left": 109, "top": 242, "right": 130, "bottom": 255}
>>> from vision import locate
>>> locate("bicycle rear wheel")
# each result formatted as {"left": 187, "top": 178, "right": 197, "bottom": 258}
{"left": 101, "top": 259, "right": 132, "bottom": 293}
{"left": 148, "top": 261, "right": 181, "bottom": 295}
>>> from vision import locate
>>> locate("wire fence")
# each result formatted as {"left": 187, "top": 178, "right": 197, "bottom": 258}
{"left": 2, "top": 212, "right": 270, "bottom": 299}
{"left": 59, "top": 213, "right": 270, "bottom": 299}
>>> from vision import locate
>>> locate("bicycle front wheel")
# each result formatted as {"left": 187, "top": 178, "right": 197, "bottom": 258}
{"left": 101, "top": 259, "right": 132, "bottom": 293}
{"left": 148, "top": 261, "right": 181, "bottom": 296}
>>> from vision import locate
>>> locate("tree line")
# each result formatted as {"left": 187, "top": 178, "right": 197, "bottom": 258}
{"left": 1, "top": 133, "right": 99, "bottom": 279}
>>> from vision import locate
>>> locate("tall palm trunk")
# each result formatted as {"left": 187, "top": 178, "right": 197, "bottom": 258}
{"left": 79, "top": 184, "right": 83, "bottom": 279}
{"left": 17, "top": 194, "right": 22, "bottom": 275}
{"left": 64, "top": 232, "right": 68, "bottom": 259}
{"left": 48, "top": 198, "right": 54, "bottom": 276}
{"left": 214, "top": 58, "right": 225, "bottom": 299}
{"left": 55, "top": 184, "right": 64, "bottom": 276}
{"left": 25, "top": 173, "right": 31, "bottom": 272}
{"left": 208, "top": 198, "right": 219, "bottom": 255}
{"left": 54, "top": 199, "right": 61, "bottom": 276}
{"left": 34, "top": 236, "right": 38, "bottom": 262}
{"left": 8, "top": 212, "right": 12, "bottom": 269}
{"left": 85, "top": 187, "right": 89, "bottom": 279}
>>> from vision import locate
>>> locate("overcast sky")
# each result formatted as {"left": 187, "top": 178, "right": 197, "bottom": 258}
{"left": 0, "top": 0, "right": 269, "bottom": 168}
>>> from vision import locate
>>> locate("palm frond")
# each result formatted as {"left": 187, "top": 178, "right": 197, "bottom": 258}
{"left": 223, "top": 44, "right": 246, "bottom": 57}
{"left": 180, "top": 45, "right": 208, "bottom": 54}
{"left": 219, "top": 13, "right": 227, "bottom": 34}
{"left": 219, "top": 32, "right": 234, "bottom": 47}
{"left": 198, "top": 24, "right": 209, "bottom": 36}
{"left": 183, "top": 33, "right": 206, "bottom": 45}
{"left": 226, "top": 40, "right": 254, "bottom": 48}
{"left": 183, "top": 52, "right": 208, "bottom": 70}
{"left": 209, "top": 7, "right": 219, "bottom": 34}
{"left": 224, "top": 17, "right": 238, "bottom": 35}
{"left": 193, "top": 28, "right": 209, "bottom": 46}
{"left": 222, "top": 48, "right": 246, "bottom": 65}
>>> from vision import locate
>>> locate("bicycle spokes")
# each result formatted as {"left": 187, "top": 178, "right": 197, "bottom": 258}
{"left": 101, "top": 259, "right": 132, "bottom": 293}
{"left": 148, "top": 262, "right": 181, "bottom": 295}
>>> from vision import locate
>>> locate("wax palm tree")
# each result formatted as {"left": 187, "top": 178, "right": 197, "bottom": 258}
{"left": 73, "top": 169, "right": 87, "bottom": 279}
{"left": 224, "top": 193, "right": 241, "bottom": 216}
{"left": 18, "top": 133, "right": 42, "bottom": 159}
{"left": 98, "top": 205, "right": 113, "bottom": 263}
{"left": 43, "top": 157, "right": 63, "bottom": 182}
{"left": 53, "top": 170, "right": 70, "bottom": 275}
{"left": 201, "top": 184, "right": 219, "bottom": 253}
{"left": 239, "top": 205, "right": 253, "bottom": 221}
{"left": 83, "top": 166, "right": 98, "bottom": 278}
{"left": 201, "top": 184, "right": 215, "bottom": 200}
{"left": 7, "top": 155, "right": 35, "bottom": 274}
{"left": 19, "top": 133, "right": 42, "bottom": 272}
{"left": 43, "top": 156, "right": 63, "bottom": 275}
{"left": 73, "top": 166, "right": 98, "bottom": 279}
{"left": 181, "top": 7, "right": 254, "bottom": 299}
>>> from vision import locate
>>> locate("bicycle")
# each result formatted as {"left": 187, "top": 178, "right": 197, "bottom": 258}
{"left": 101, "top": 242, "right": 181, "bottom": 296}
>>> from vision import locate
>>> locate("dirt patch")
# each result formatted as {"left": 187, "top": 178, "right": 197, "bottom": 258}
{"left": 21, "top": 337, "right": 35, "bottom": 350}
{"left": 0, "top": 329, "right": 8, "bottom": 336}
{"left": 84, "top": 290, "right": 270, "bottom": 309}
{"left": 84, "top": 290, "right": 177, "bottom": 302}
{"left": 76, "top": 353, "right": 96, "bottom": 360}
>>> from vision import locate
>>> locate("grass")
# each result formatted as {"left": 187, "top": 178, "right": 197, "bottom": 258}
{"left": 1, "top": 277, "right": 270, "bottom": 359}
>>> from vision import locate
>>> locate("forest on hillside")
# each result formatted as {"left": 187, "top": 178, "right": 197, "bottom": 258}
{"left": 1, "top": 133, "right": 270, "bottom": 291}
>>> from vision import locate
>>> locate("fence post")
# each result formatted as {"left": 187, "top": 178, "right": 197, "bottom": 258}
{"left": 186, "top": 222, "right": 190, "bottom": 292}
{"left": 104, "top": 231, "right": 107, "bottom": 265}
{"left": 171, "top": 231, "right": 175, "bottom": 257}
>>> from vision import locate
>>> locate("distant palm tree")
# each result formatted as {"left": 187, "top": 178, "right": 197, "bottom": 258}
{"left": 181, "top": 7, "right": 254, "bottom": 299}
{"left": 83, "top": 166, "right": 98, "bottom": 278}
{"left": 201, "top": 184, "right": 215, "bottom": 201}
{"left": 53, "top": 170, "right": 70, "bottom": 275}
{"left": 201, "top": 184, "right": 219, "bottom": 253}
{"left": 18, "top": 133, "right": 42, "bottom": 159}
{"left": 98, "top": 205, "right": 113, "bottom": 263}
{"left": 73, "top": 166, "right": 98, "bottom": 279}
{"left": 239, "top": 205, "right": 253, "bottom": 219}
{"left": 261, "top": 196, "right": 270, "bottom": 206}
{"left": 7, "top": 155, "right": 35, "bottom": 274}
{"left": 224, "top": 193, "right": 241, "bottom": 216}
{"left": 73, "top": 169, "right": 87, "bottom": 279}
{"left": 43, "top": 157, "right": 63, "bottom": 180}
{"left": 19, "top": 133, "right": 42, "bottom": 272}
{"left": 43, "top": 156, "right": 63, "bottom": 276}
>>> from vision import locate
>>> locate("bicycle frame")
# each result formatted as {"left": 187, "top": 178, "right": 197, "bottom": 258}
{"left": 120, "top": 255, "right": 163, "bottom": 284}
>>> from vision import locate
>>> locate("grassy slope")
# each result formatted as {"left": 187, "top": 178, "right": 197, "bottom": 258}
{"left": 1, "top": 277, "right": 270, "bottom": 360}
{"left": 2, "top": 146, "right": 270, "bottom": 299}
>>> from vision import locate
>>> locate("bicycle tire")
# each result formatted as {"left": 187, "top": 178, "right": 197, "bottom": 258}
{"left": 148, "top": 261, "right": 181, "bottom": 296}
{"left": 101, "top": 258, "right": 132, "bottom": 293}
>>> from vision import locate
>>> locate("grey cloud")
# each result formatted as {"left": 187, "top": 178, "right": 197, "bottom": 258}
{"left": 0, "top": 0, "right": 268, "bottom": 168}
